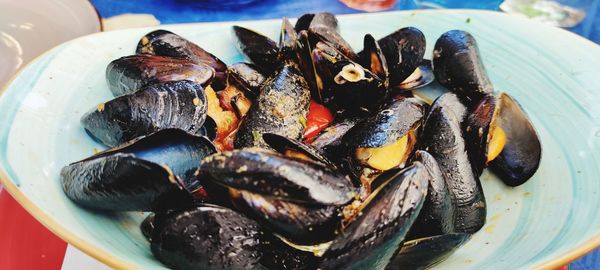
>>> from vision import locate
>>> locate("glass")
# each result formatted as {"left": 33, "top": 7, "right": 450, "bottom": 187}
{"left": 500, "top": 0, "right": 596, "bottom": 27}
{"left": 413, "top": 0, "right": 504, "bottom": 9}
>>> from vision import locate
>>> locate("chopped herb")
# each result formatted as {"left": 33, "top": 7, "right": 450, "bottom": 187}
{"left": 299, "top": 115, "right": 307, "bottom": 128}
{"left": 252, "top": 130, "right": 262, "bottom": 142}
{"left": 466, "top": 17, "right": 471, "bottom": 23}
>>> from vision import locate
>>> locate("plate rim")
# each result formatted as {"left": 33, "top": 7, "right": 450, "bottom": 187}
{"left": 0, "top": 9, "right": 598, "bottom": 269}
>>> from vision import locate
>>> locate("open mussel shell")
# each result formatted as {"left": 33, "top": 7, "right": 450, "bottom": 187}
{"left": 136, "top": 29, "right": 227, "bottom": 89}
{"left": 232, "top": 25, "right": 280, "bottom": 74}
{"left": 311, "top": 117, "right": 359, "bottom": 154}
{"left": 358, "top": 33, "right": 389, "bottom": 89}
{"left": 295, "top": 12, "right": 339, "bottom": 33}
{"left": 151, "top": 204, "right": 263, "bottom": 270}
{"left": 279, "top": 18, "right": 299, "bottom": 59}
{"left": 260, "top": 233, "right": 320, "bottom": 270}
{"left": 378, "top": 27, "right": 426, "bottom": 86}
{"left": 341, "top": 97, "right": 427, "bottom": 192}
{"left": 60, "top": 129, "right": 216, "bottom": 211}
{"left": 406, "top": 150, "right": 455, "bottom": 240}
{"left": 387, "top": 233, "right": 471, "bottom": 270}
{"left": 418, "top": 93, "right": 486, "bottom": 233}
{"left": 319, "top": 162, "right": 429, "bottom": 270}
{"left": 81, "top": 80, "right": 209, "bottom": 147}
{"left": 106, "top": 55, "right": 215, "bottom": 97}
{"left": 262, "top": 132, "right": 338, "bottom": 170}
{"left": 227, "top": 62, "right": 266, "bottom": 99}
{"left": 433, "top": 30, "right": 493, "bottom": 100}
{"left": 397, "top": 59, "right": 435, "bottom": 91}
{"left": 229, "top": 189, "right": 341, "bottom": 246}
{"left": 312, "top": 41, "right": 386, "bottom": 115}
{"left": 234, "top": 64, "right": 310, "bottom": 149}
{"left": 198, "top": 149, "right": 356, "bottom": 206}
{"left": 296, "top": 12, "right": 357, "bottom": 61}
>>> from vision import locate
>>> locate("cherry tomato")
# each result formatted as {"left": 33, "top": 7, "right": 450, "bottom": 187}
{"left": 303, "top": 100, "right": 334, "bottom": 143}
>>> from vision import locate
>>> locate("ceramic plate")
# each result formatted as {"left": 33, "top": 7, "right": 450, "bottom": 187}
{"left": 1, "top": 10, "right": 600, "bottom": 269}
{"left": 0, "top": 0, "right": 101, "bottom": 86}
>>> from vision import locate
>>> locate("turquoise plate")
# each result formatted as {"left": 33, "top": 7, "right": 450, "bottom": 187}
{"left": 1, "top": 10, "right": 600, "bottom": 269}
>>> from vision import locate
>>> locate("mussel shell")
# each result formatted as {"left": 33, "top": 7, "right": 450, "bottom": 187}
{"left": 358, "top": 33, "right": 389, "bottom": 88}
{"left": 106, "top": 55, "right": 214, "bottom": 97}
{"left": 387, "top": 233, "right": 471, "bottom": 270}
{"left": 418, "top": 93, "right": 486, "bottom": 233}
{"left": 151, "top": 204, "right": 263, "bottom": 270}
{"left": 311, "top": 117, "right": 359, "bottom": 150}
{"left": 227, "top": 62, "right": 266, "bottom": 99}
{"left": 378, "top": 27, "right": 426, "bottom": 86}
{"left": 279, "top": 18, "right": 299, "bottom": 59}
{"left": 432, "top": 30, "right": 493, "bottom": 100}
{"left": 310, "top": 27, "right": 358, "bottom": 61}
{"left": 230, "top": 189, "right": 341, "bottom": 245}
{"left": 397, "top": 59, "right": 435, "bottom": 91}
{"left": 464, "top": 93, "right": 497, "bottom": 175}
{"left": 296, "top": 12, "right": 356, "bottom": 61}
{"left": 312, "top": 41, "right": 386, "bottom": 114}
{"left": 198, "top": 149, "right": 355, "bottom": 206}
{"left": 489, "top": 92, "right": 542, "bottom": 186}
{"left": 60, "top": 129, "right": 216, "bottom": 211}
{"left": 406, "top": 150, "right": 455, "bottom": 240}
{"left": 232, "top": 25, "right": 280, "bottom": 74}
{"left": 234, "top": 64, "right": 310, "bottom": 149}
{"left": 319, "top": 163, "right": 429, "bottom": 270}
{"left": 262, "top": 132, "right": 338, "bottom": 170}
{"left": 136, "top": 30, "right": 227, "bottom": 89}
{"left": 81, "top": 80, "right": 208, "bottom": 147}
{"left": 260, "top": 233, "right": 320, "bottom": 270}
{"left": 141, "top": 213, "right": 156, "bottom": 241}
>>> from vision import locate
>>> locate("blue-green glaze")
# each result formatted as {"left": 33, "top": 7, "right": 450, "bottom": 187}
{"left": 1, "top": 10, "right": 600, "bottom": 269}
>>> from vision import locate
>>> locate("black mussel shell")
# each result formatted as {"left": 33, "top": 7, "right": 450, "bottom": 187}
{"left": 342, "top": 97, "right": 427, "bottom": 191}
{"left": 262, "top": 132, "right": 338, "bottom": 170}
{"left": 260, "top": 233, "right": 320, "bottom": 270}
{"left": 296, "top": 12, "right": 356, "bottom": 61}
{"left": 387, "top": 233, "right": 471, "bottom": 270}
{"left": 378, "top": 27, "right": 426, "bottom": 87}
{"left": 234, "top": 64, "right": 310, "bottom": 149}
{"left": 295, "top": 12, "right": 338, "bottom": 32}
{"left": 464, "top": 93, "right": 496, "bottom": 176}
{"left": 358, "top": 34, "right": 389, "bottom": 89}
{"left": 232, "top": 25, "right": 280, "bottom": 74}
{"left": 230, "top": 189, "right": 341, "bottom": 245}
{"left": 60, "top": 129, "right": 216, "bottom": 211}
{"left": 227, "top": 62, "right": 266, "bottom": 99}
{"left": 312, "top": 41, "right": 386, "bottom": 115}
{"left": 489, "top": 92, "right": 542, "bottom": 186}
{"left": 310, "top": 27, "right": 358, "bottom": 61}
{"left": 279, "top": 18, "right": 299, "bottom": 59}
{"left": 106, "top": 55, "right": 214, "bottom": 97}
{"left": 81, "top": 80, "right": 208, "bottom": 147}
{"left": 151, "top": 204, "right": 263, "bottom": 270}
{"left": 418, "top": 93, "right": 486, "bottom": 233}
{"left": 141, "top": 213, "right": 156, "bottom": 241}
{"left": 136, "top": 30, "right": 227, "bottom": 89}
{"left": 406, "top": 150, "right": 455, "bottom": 240}
{"left": 319, "top": 163, "right": 429, "bottom": 270}
{"left": 397, "top": 59, "right": 435, "bottom": 91}
{"left": 198, "top": 149, "right": 356, "bottom": 206}
{"left": 433, "top": 30, "right": 493, "bottom": 100}
{"left": 311, "top": 117, "right": 359, "bottom": 152}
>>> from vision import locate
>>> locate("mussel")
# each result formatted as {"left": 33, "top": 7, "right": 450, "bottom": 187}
{"left": 262, "top": 132, "right": 338, "bottom": 170}
{"left": 151, "top": 204, "right": 263, "bottom": 270}
{"left": 418, "top": 93, "right": 486, "bottom": 233}
{"left": 227, "top": 62, "right": 266, "bottom": 99}
{"left": 406, "top": 150, "right": 455, "bottom": 239}
{"left": 397, "top": 59, "right": 435, "bottom": 91}
{"left": 319, "top": 162, "right": 429, "bottom": 269}
{"left": 234, "top": 64, "right": 310, "bottom": 148}
{"left": 341, "top": 97, "right": 427, "bottom": 195}
{"left": 232, "top": 26, "right": 280, "bottom": 74}
{"left": 60, "top": 129, "right": 216, "bottom": 211}
{"left": 358, "top": 34, "right": 389, "bottom": 89}
{"left": 387, "top": 233, "right": 471, "bottom": 270}
{"left": 82, "top": 80, "right": 209, "bottom": 147}
{"left": 136, "top": 30, "right": 228, "bottom": 89}
{"left": 432, "top": 30, "right": 493, "bottom": 100}
{"left": 295, "top": 12, "right": 358, "bottom": 61}
{"left": 106, "top": 55, "right": 214, "bottom": 97}
{"left": 465, "top": 92, "right": 541, "bottom": 186}
{"left": 377, "top": 27, "right": 426, "bottom": 87}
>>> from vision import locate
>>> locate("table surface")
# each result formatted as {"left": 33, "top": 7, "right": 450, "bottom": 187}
{"left": 1, "top": 0, "right": 598, "bottom": 269}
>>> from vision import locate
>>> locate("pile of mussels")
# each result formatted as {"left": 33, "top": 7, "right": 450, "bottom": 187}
{"left": 60, "top": 12, "right": 542, "bottom": 270}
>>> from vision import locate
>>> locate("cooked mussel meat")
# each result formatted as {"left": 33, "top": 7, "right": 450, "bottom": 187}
{"left": 378, "top": 27, "right": 426, "bottom": 87}
{"left": 234, "top": 64, "right": 310, "bottom": 148}
{"left": 137, "top": 30, "right": 228, "bottom": 89}
{"left": 82, "top": 80, "right": 209, "bottom": 147}
{"left": 433, "top": 30, "right": 493, "bottom": 100}
{"left": 418, "top": 93, "right": 486, "bottom": 233}
{"left": 106, "top": 55, "right": 214, "bottom": 97}
{"left": 387, "top": 233, "right": 471, "bottom": 270}
{"left": 397, "top": 59, "right": 435, "bottom": 91}
{"left": 151, "top": 204, "right": 263, "bottom": 270}
{"left": 342, "top": 97, "right": 427, "bottom": 194}
{"left": 60, "top": 129, "right": 216, "bottom": 211}
{"left": 465, "top": 92, "right": 541, "bottom": 186}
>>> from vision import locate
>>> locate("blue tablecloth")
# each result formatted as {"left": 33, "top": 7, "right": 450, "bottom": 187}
{"left": 90, "top": 1, "right": 600, "bottom": 268}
